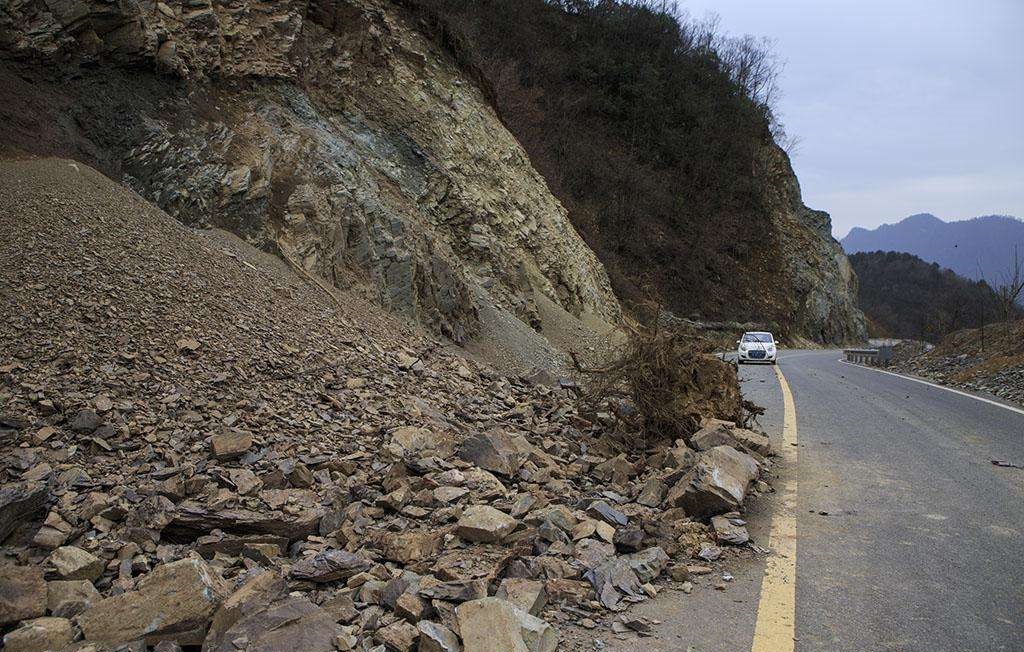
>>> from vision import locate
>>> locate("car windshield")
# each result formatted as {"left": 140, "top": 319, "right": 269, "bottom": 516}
{"left": 742, "top": 333, "right": 774, "bottom": 343}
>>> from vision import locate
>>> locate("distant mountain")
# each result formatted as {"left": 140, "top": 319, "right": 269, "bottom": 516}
{"left": 842, "top": 214, "right": 1024, "bottom": 283}
{"left": 849, "top": 251, "right": 1013, "bottom": 342}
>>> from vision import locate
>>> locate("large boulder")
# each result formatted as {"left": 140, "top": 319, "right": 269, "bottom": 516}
{"left": 455, "top": 505, "right": 518, "bottom": 543}
{"left": 78, "top": 557, "right": 229, "bottom": 645}
{"left": 457, "top": 597, "right": 556, "bottom": 652}
{"left": 0, "top": 565, "right": 46, "bottom": 626}
{"left": 666, "top": 446, "right": 759, "bottom": 519}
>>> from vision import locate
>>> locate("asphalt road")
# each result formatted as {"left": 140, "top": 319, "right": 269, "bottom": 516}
{"left": 581, "top": 349, "right": 1024, "bottom": 652}
{"left": 782, "top": 349, "right": 1024, "bottom": 651}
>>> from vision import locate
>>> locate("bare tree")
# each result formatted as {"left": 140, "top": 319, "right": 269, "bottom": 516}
{"left": 995, "top": 244, "right": 1024, "bottom": 321}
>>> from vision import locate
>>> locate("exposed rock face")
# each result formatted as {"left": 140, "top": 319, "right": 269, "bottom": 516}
{"left": 0, "top": 0, "right": 619, "bottom": 346}
{"left": 765, "top": 147, "right": 867, "bottom": 343}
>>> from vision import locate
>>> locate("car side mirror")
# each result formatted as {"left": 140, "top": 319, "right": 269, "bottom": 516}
{"left": 774, "top": 341, "right": 780, "bottom": 345}
{"left": 736, "top": 340, "right": 741, "bottom": 344}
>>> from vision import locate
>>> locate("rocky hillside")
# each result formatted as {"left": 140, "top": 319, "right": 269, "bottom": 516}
{"left": 850, "top": 251, "right": 1012, "bottom": 342}
{"left": 0, "top": 0, "right": 864, "bottom": 347}
{"left": 0, "top": 156, "right": 772, "bottom": 651}
{"left": 893, "top": 320, "right": 1024, "bottom": 406}
{"left": 0, "top": 0, "right": 619, "bottom": 368}
{"left": 403, "top": 0, "right": 866, "bottom": 344}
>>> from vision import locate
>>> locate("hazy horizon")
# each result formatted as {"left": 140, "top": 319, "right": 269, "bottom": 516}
{"left": 683, "top": 0, "right": 1024, "bottom": 240}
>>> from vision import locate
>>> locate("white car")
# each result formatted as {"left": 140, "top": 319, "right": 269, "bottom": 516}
{"left": 736, "top": 331, "right": 778, "bottom": 364}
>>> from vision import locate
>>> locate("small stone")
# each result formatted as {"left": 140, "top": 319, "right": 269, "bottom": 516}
{"left": 455, "top": 505, "right": 517, "bottom": 543}
{"left": 711, "top": 515, "right": 750, "bottom": 545}
{"left": 70, "top": 408, "right": 102, "bottom": 434}
{"left": 289, "top": 550, "right": 371, "bottom": 583}
{"left": 211, "top": 430, "right": 253, "bottom": 460}
{"left": 376, "top": 619, "right": 419, "bottom": 651}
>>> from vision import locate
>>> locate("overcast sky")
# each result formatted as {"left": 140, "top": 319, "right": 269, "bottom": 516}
{"left": 682, "top": 0, "right": 1024, "bottom": 238}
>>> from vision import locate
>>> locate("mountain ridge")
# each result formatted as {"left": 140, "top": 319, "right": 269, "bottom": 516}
{"left": 842, "top": 213, "right": 1024, "bottom": 284}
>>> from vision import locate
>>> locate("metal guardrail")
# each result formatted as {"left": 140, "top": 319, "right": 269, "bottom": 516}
{"left": 843, "top": 345, "right": 893, "bottom": 367}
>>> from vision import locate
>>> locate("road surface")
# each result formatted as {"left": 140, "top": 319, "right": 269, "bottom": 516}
{"left": 583, "top": 349, "right": 1024, "bottom": 652}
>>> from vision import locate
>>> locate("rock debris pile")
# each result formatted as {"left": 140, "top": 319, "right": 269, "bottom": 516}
{"left": 1, "top": 158, "right": 772, "bottom": 651}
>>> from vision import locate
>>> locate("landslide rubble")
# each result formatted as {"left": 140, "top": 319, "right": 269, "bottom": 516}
{"left": 0, "top": 158, "right": 773, "bottom": 650}
{"left": 0, "top": 0, "right": 620, "bottom": 365}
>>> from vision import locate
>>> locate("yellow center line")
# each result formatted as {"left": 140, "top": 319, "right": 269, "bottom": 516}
{"left": 751, "top": 364, "right": 799, "bottom": 652}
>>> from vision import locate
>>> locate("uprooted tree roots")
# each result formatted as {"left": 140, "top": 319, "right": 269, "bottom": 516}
{"left": 573, "top": 321, "right": 748, "bottom": 444}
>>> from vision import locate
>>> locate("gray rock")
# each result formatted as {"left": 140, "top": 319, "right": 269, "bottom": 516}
{"left": 622, "top": 547, "right": 669, "bottom": 583}
{"left": 70, "top": 408, "right": 102, "bottom": 434}
{"left": 712, "top": 515, "right": 750, "bottom": 545}
{"left": 666, "top": 446, "right": 759, "bottom": 519}
{"left": 417, "top": 620, "right": 461, "bottom": 652}
{"left": 583, "top": 557, "right": 643, "bottom": 609}
{"left": 457, "top": 430, "right": 528, "bottom": 477}
{"left": 586, "top": 500, "right": 628, "bottom": 527}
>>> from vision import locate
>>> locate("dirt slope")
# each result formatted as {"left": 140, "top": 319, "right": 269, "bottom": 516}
{"left": 0, "top": 156, "right": 768, "bottom": 651}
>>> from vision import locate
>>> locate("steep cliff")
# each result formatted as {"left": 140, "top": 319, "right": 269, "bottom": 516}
{"left": 0, "top": 0, "right": 619, "bottom": 352}
{"left": 401, "top": 0, "right": 866, "bottom": 344}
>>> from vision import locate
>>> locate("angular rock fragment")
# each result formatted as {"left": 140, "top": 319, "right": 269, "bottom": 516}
{"left": 206, "top": 594, "right": 341, "bottom": 652}
{"left": 78, "top": 557, "right": 229, "bottom": 645}
{"left": 457, "top": 597, "right": 556, "bottom": 652}
{"left": 383, "top": 530, "right": 443, "bottom": 564}
{"left": 623, "top": 547, "right": 669, "bottom": 583}
{"left": 2, "top": 616, "right": 74, "bottom": 652}
{"left": 48, "top": 546, "right": 104, "bottom": 581}
{"left": 455, "top": 505, "right": 517, "bottom": 543}
{"left": 457, "top": 430, "right": 528, "bottom": 477}
{"left": 47, "top": 579, "right": 101, "bottom": 618}
{"left": 419, "top": 579, "right": 487, "bottom": 603}
{"left": 583, "top": 557, "right": 644, "bottom": 609}
{"left": 666, "top": 445, "right": 758, "bottom": 519}
{"left": 164, "top": 502, "right": 320, "bottom": 543}
{"left": 289, "top": 549, "right": 370, "bottom": 583}
{"left": 496, "top": 578, "right": 547, "bottom": 616}
{"left": 70, "top": 408, "right": 102, "bottom": 434}
{"left": 0, "top": 482, "right": 48, "bottom": 542}
{"left": 377, "top": 619, "right": 420, "bottom": 651}
{"left": 712, "top": 514, "right": 750, "bottom": 545}
{"left": 691, "top": 419, "right": 773, "bottom": 457}
{"left": 417, "top": 620, "right": 461, "bottom": 652}
{"left": 210, "top": 430, "right": 252, "bottom": 460}
{"left": 586, "top": 500, "right": 628, "bottom": 526}
{"left": 0, "top": 565, "right": 46, "bottom": 625}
